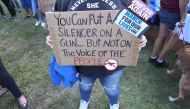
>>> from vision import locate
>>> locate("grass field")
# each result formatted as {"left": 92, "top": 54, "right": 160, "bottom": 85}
{"left": 0, "top": 9, "right": 190, "bottom": 109}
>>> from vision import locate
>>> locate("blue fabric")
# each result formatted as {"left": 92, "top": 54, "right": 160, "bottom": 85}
{"left": 188, "top": 2, "right": 190, "bottom": 14}
{"left": 159, "top": 8, "right": 180, "bottom": 30}
{"left": 49, "top": 55, "right": 79, "bottom": 88}
{"left": 31, "top": 0, "right": 38, "bottom": 15}
{"left": 148, "top": 0, "right": 160, "bottom": 12}
{"left": 148, "top": 0, "right": 160, "bottom": 24}
{"left": 79, "top": 68, "right": 125, "bottom": 105}
{"left": 21, "top": 0, "right": 32, "bottom": 9}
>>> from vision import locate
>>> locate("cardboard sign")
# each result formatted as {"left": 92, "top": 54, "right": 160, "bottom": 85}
{"left": 39, "top": 0, "right": 56, "bottom": 13}
{"left": 115, "top": 9, "right": 149, "bottom": 37}
{"left": 127, "top": 0, "right": 155, "bottom": 21}
{"left": 46, "top": 10, "right": 140, "bottom": 66}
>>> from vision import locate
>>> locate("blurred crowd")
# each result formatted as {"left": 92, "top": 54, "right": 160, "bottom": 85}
{"left": 0, "top": 0, "right": 45, "bottom": 28}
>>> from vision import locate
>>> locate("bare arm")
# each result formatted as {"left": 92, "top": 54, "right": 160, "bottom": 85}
{"left": 179, "top": 0, "right": 189, "bottom": 23}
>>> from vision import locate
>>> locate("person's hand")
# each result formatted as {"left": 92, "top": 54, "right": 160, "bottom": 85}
{"left": 180, "top": 18, "right": 186, "bottom": 26}
{"left": 46, "top": 35, "right": 53, "bottom": 49}
{"left": 171, "top": 22, "right": 185, "bottom": 37}
{"left": 139, "top": 35, "right": 147, "bottom": 51}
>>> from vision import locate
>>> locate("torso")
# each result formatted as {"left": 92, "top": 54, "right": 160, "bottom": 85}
{"left": 54, "top": 0, "right": 126, "bottom": 78}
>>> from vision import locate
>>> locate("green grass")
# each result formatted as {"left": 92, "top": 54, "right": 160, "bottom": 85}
{"left": 0, "top": 11, "right": 190, "bottom": 109}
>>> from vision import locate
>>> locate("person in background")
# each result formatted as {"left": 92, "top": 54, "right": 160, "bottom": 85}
{"left": 148, "top": 0, "right": 188, "bottom": 67}
{"left": 1, "top": 0, "right": 16, "bottom": 19}
{"left": 31, "top": 0, "right": 45, "bottom": 28}
{"left": 0, "top": 3, "right": 6, "bottom": 18}
{"left": 0, "top": 57, "right": 28, "bottom": 109}
{"left": 20, "top": 0, "right": 32, "bottom": 18}
{"left": 11, "top": 0, "right": 21, "bottom": 12}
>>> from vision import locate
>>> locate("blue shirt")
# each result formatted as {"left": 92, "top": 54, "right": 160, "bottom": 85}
{"left": 188, "top": 2, "right": 190, "bottom": 13}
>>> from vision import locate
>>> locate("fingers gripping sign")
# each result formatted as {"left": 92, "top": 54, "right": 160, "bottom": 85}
{"left": 139, "top": 35, "right": 147, "bottom": 51}
{"left": 46, "top": 35, "right": 53, "bottom": 49}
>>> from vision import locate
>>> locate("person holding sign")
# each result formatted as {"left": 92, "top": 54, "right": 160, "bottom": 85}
{"left": 46, "top": 0, "right": 147, "bottom": 109}
{"left": 149, "top": 0, "right": 189, "bottom": 67}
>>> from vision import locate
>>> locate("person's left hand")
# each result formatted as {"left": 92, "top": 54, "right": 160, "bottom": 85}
{"left": 172, "top": 22, "right": 185, "bottom": 36}
{"left": 139, "top": 35, "right": 147, "bottom": 51}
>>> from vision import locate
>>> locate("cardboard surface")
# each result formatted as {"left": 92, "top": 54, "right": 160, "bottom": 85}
{"left": 39, "top": 0, "right": 56, "bottom": 13}
{"left": 46, "top": 10, "right": 140, "bottom": 66}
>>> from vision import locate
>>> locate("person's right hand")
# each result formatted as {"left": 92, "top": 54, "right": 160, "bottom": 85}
{"left": 46, "top": 35, "right": 53, "bottom": 49}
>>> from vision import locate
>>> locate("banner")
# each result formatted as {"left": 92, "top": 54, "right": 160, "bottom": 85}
{"left": 127, "top": 0, "right": 155, "bottom": 21}
{"left": 115, "top": 9, "right": 149, "bottom": 37}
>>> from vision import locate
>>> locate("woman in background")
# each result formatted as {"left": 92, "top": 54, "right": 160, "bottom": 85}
{"left": 0, "top": 57, "right": 27, "bottom": 109}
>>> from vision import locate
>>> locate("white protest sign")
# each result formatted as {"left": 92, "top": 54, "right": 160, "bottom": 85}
{"left": 115, "top": 9, "right": 149, "bottom": 37}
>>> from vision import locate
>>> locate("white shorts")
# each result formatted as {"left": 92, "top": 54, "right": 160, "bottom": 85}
{"left": 180, "top": 14, "right": 190, "bottom": 43}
